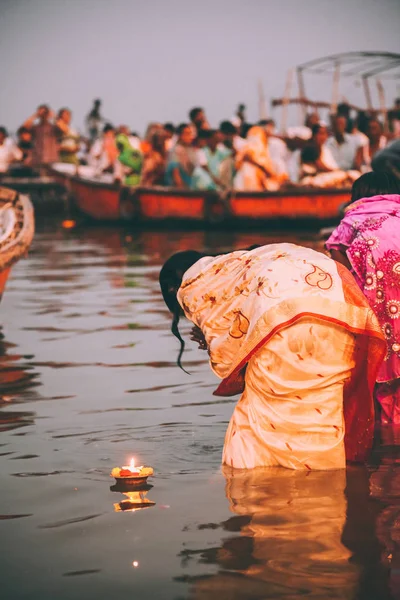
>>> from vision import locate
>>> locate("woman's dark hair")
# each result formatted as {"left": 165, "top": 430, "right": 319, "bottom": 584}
{"left": 159, "top": 245, "right": 261, "bottom": 371}
{"left": 301, "top": 144, "right": 320, "bottom": 164}
{"left": 58, "top": 107, "right": 71, "bottom": 119}
{"left": 159, "top": 250, "right": 204, "bottom": 371}
{"left": 351, "top": 171, "right": 400, "bottom": 202}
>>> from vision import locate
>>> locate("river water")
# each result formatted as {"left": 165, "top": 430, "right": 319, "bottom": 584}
{"left": 1, "top": 222, "right": 399, "bottom": 600}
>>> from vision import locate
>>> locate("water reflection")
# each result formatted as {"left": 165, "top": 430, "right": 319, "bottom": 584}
{"left": 180, "top": 465, "right": 398, "bottom": 600}
{"left": 0, "top": 331, "right": 39, "bottom": 432}
{"left": 3, "top": 223, "right": 400, "bottom": 599}
{"left": 113, "top": 490, "right": 156, "bottom": 513}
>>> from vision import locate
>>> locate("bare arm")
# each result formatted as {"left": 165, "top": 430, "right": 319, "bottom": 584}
{"left": 22, "top": 113, "right": 37, "bottom": 129}
{"left": 330, "top": 248, "right": 352, "bottom": 271}
{"left": 172, "top": 166, "right": 187, "bottom": 189}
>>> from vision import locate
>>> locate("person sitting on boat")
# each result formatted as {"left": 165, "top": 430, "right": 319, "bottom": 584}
{"left": 285, "top": 112, "right": 320, "bottom": 150}
{"left": 115, "top": 133, "right": 143, "bottom": 186}
{"left": 326, "top": 115, "right": 362, "bottom": 172}
{"left": 165, "top": 123, "right": 197, "bottom": 189}
{"left": 22, "top": 104, "right": 59, "bottom": 167}
{"left": 163, "top": 123, "right": 176, "bottom": 152}
{"left": 55, "top": 108, "right": 80, "bottom": 166}
{"left": 192, "top": 129, "right": 231, "bottom": 191}
{"left": 159, "top": 243, "right": 385, "bottom": 470}
{"left": 0, "top": 127, "right": 23, "bottom": 174}
{"left": 140, "top": 128, "right": 167, "bottom": 187}
{"left": 388, "top": 97, "right": 400, "bottom": 139}
{"left": 298, "top": 124, "right": 358, "bottom": 187}
{"left": 219, "top": 120, "right": 246, "bottom": 153}
{"left": 359, "top": 118, "right": 388, "bottom": 173}
{"left": 326, "top": 171, "right": 400, "bottom": 424}
{"left": 259, "top": 119, "right": 290, "bottom": 181}
{"left": 117, "top": 125, "right": 141, "bottom": 152}
{"left": 88, "top": 123, "right": 119, "bottom": 178}
{"left": 233, "top": 126, "right": 287, "bottom": 191}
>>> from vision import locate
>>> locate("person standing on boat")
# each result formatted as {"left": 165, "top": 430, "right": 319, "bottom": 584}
{"left": 86, "top": 99, "right": 104, "bottom": 144}
{"left": 326, "top": 171, "right": 400, "bottom": 424}
{"left": 0, "top": 127, "right": 23, "bottom": 173}
{"left": 22, "top": 105, "right": 58, "bottom": 167}
{"left": 165, "top": 123, "right": 197, "bottom": 189}
{"left": 55, "top": 108, "right": 80, "bottom": 166}
{"left": 159, "top": 243, "right": 385, "bottom": 470}
{"left": 189, "top": 107, "right": 210, "bottom": 137}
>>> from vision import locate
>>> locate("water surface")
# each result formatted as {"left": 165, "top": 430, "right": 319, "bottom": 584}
{"left": 0, "top": 223, "right": 399, "bottom": 599}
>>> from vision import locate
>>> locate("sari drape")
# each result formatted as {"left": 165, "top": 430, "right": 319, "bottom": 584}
{"left": 178, "top": 243, "right": 385, "bottom": 468}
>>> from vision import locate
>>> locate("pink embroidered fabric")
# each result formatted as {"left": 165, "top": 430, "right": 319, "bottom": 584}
{"left": 326, "top": 194, "right": 400, "bottom": 422}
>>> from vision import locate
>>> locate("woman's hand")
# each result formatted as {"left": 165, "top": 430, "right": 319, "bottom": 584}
{"left": 190, "top": 325, "right": 207, "bottom": 350}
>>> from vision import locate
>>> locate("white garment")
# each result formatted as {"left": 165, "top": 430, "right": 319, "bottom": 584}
{"left": 233, "top": 136, "right": 246, "bottom": 151}
{"left": 352, "top": 130, "right": 369, "bottom": 148}
{"left": 268, "top": 137, "right": 289, "bottom": 176}
{"left": 286, "top": 126, "right": 312, "bottom": 140}
{"left": 326, "top": 134, "right": 360, "bottom": 170}
{"left": 0, "top": 139, "right": 23, "bottom": 173}
{"left": 291, "top": 145, "right": 338, "bottom": 183}
{"left": 128, "top": 136, "right": 141, "bottom": 151}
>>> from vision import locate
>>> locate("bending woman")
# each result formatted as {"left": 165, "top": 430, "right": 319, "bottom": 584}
{"left": 326, "top": 171, "right": 400, "bottom": 424}
{"left": 160, "top": 243, "right": 385, "bottom": 470}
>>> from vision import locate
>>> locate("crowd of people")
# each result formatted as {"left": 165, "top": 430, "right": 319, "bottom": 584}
{"left": 1, "top": 98, "right": 400, "bottom": 191}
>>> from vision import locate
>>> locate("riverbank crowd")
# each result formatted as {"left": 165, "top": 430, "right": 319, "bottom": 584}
{"left": 1, "top": 99, "right": 400, "bottom": 190}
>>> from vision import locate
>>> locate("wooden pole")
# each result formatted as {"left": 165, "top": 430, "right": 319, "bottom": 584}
{"left": 280, "top": 68, "right": 294, "bottom": 134}
{"left": 362, "top": 77, "right": 373, "bottom": 113}
{"left": 376, "top": 78, "right": 388, "bottom": 132}
{"left": 297, "top": 67, "right": 307, "bottom": 123}
{"left": 330, "top": 60, "right": 341, "bottom": 114}
{"left": 258, "top": 79, "right": 268, "bottom": 121}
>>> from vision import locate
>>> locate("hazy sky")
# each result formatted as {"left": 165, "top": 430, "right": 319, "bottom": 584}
{"left": 1, "top": 0, "right": 399, "bottom": 133}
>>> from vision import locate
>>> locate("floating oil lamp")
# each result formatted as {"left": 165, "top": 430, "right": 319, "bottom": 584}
{"left": 114, "top": 490, "right": 156, "bottom": 513}
{"left": 61, "top": 219, "right": 76, "bottom": 229}
{"left": 111, "top": 458, "right": 153, "bottom": 486}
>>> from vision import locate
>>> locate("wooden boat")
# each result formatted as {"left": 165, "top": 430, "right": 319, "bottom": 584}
{"left": 0, "top": 187, "right": 35, "bottom": 302}
{"left": 0, "top": 168, "right": 65, "bottom": 214}
{"left": 49, "top": 164, "right": 350, "bottom": 226}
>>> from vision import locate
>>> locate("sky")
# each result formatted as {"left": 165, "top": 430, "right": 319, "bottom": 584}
{"left": 0, "top": 0, "right": 399, "bottom": 134}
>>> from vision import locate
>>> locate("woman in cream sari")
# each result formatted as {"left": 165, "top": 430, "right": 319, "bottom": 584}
{"left": 159, "top": 243, "right": 385, "bottom": 471}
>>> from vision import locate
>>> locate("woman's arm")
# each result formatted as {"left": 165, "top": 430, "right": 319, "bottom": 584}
{"left": 330, "top": 248, "right": 352, "bottom": 271}
{"left": 172, "top": 166, "right": 187, "bottom": 189}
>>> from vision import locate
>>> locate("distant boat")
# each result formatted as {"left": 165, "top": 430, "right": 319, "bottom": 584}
{"left": 0, "top": 167, "right": 65, "bottom": 215}
{"left": 0, "top": 187, "right": 34, "bottom": 302}
{"left": 49, "top": 164, "right": 350, "bottom": 227}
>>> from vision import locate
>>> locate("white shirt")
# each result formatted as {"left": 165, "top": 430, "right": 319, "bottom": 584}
{"left": 268, "top": 137, "right": 289, "bottom": 175}
{"left": 326, "top": 134, "right": 360, "bottom": 170}
{"left": 233, "top": 136, "right": 246, "bottom": 151}
{"left": 0, "top": 139, "right": 23, "bottom": 173}
{"left": 286, "top": 126, "right": 312, "bottom": 140}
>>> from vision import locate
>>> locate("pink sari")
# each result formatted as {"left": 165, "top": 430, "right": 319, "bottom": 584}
{"left": 326, "top": 194, "right": 400, "bottom": 423}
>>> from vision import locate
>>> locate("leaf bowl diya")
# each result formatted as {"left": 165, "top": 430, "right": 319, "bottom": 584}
{"left": 110, "top": 460, "right": 153, "bottom": 487}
